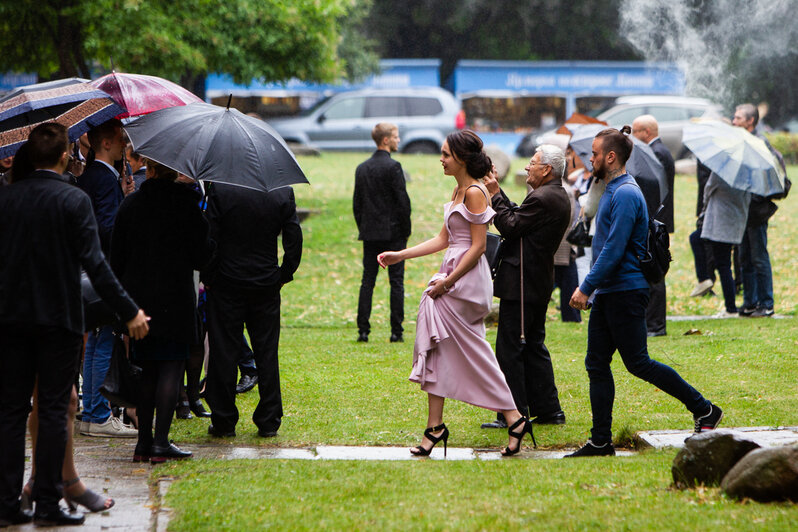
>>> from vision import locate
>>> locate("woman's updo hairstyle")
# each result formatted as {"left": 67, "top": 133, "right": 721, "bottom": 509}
{"left": 594, "top": 125, "right": 634, "bottom": 165}
{"left": 446, "top": 129, "right": 492, "bottom": 179}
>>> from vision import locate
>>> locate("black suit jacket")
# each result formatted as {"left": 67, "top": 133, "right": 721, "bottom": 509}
{"left": 492, "top": 178, "right": 571, "bottom": 305}
{"left": 632, "top": 173, "right": 661, "bottom": 220}
{"left": 353, "top": 150, "right": 411, "bottom": 241}
{"left": 111, "top": 178, "right": 213, "bottom": 344}
{"left": 650, "top": 138, "right": 676, "bottom": 232}
{"left": 0, "top": 170, "right": 138, "bottom": 334}
{"left": 203, "top": 183, "right": 303, "bottom": 290}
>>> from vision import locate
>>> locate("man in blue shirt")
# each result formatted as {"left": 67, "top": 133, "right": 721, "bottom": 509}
{"left": 567, "top": 127, "right": 722, "bottom": 457}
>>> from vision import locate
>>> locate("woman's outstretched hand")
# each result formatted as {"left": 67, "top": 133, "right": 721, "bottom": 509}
{"left": 377, "top": 251, "right": 401, "bottom": 268}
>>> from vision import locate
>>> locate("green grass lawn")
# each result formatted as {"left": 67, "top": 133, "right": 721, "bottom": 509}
{"left": 156, "top": 154, "right": 798, "bottom": 530}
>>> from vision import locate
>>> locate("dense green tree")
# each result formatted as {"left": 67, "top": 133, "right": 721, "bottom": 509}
{"left": 0, "top": 0, "right": 377, "bottom": 85}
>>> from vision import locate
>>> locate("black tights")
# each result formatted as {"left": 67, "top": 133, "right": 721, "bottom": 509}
{"left": 137, "top": 359, "right": 185, "bottom": 448}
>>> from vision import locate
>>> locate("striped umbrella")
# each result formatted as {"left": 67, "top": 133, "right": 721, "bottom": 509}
{"left": 0, "top": 78, "right": 126, "bottom": 158}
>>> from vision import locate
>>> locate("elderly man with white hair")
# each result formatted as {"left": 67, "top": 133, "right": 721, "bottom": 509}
{"left": 481, "top": 144, "right": 572, "bottom": 428}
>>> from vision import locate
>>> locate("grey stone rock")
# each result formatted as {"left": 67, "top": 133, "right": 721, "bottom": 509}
{"left": 286, "top": 142, "right": 321, "bottom": 156}
{"left": 721, "top": 444, "right": 798, "bottom": 502}
{"left": 672, "top": 430, "right": 760, "bottom": 489}
{"left": 484, "top": 145, "right": 511, "bottom": 182}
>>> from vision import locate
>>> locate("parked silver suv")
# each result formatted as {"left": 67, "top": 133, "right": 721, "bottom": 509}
{"left": 596, "top": 95, "right": 723, "bottom": 158}
{"left": 267, "top": 87, "right": 465, "bottom": 153}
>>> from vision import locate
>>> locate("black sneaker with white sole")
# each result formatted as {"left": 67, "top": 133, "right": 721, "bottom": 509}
{"left": 693, "top": 403, "right": 723, "bottom": 433}
{"left": 564, "top": 439, "right": 615, "bottom": 458}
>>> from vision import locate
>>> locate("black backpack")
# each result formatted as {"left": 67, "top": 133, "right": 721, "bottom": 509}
{"left": 639, "top": 205, "right": 672, "bottom": 284}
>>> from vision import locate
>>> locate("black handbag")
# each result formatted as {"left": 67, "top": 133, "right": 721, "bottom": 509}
{"left": 81, "top": 271, "right": 117, "bottom": 331}
{"left": 99, "top": 334, "right": 142, "bottom": 408}
{"left": 566, "top": 217, "right": 592, "bottom": 247}
{"left": 485, "top": 231, "right": 504, "bottom": 279}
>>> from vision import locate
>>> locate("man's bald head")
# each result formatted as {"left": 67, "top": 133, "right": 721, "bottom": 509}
{"left": 632, "top": 115, "right": 658, "bottom": 143}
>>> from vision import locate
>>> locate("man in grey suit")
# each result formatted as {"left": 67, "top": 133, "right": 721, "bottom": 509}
{"left": 353, "top": 123, "right": 412, "bottom": 343}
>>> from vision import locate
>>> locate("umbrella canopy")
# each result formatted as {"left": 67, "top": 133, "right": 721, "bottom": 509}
{"left": 123, "top": 102, "right": 308, "bottom": 192}
{"left": 555, "top": 112, "right": 607, "bottom": 135}
{"left": 682, "top": 119, "right": 785, "bottom": 196}
{"left": 569, "top": 123, "right": 668, "bottom": 202}
{"left": 0, "top": 78, "right": 125, "bottom": 158}
{"left": 91, "top": 72, "right": 202, "bottom": 118}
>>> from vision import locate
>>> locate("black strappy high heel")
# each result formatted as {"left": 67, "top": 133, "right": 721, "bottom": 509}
{"left": 502, "top": 417, "right": 536, "bottom": 456}
{"left": 410, "top": 423, "right": 449, "bottom": 458}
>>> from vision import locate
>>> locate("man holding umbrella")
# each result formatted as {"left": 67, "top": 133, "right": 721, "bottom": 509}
{"left": 733, "top": 104, "right": 783, "bottom": 318}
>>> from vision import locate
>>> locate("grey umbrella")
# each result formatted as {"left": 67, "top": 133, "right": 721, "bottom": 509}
{"left": 123, "top": 101, "right": 308, "bottom": 192}
{"left": 569, "top": 123, "right": 668, "bottom": 203}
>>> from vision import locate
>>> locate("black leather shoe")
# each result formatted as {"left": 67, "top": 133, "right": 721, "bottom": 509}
{"left": 236, "top": 374, "right": 258, "bottom": 394}
{"left": 208, "top": 424, "right": 236, "bottom": 438}
{"left": 357, "top": 332, "right": 368, "bottom": 342}
{"left": 531, "top": 411, "right": 566, "bottom": 425}
{"left": 0, "top": 508, "right": 33, "bottom": 527}
{"left": 189, "top": 400, "right": 212, "bottom": 418}
{"left": 258, "top": 429, "right": 278, "bottom": 438}
{"left": 150, "top": 442, "right": 193, "bottom": 463}
{"left": 481, "top": 418, "right": 508, "bottom": 429}
{"left": 175, "top": 401, "right": 193, "bottom": 419}
{"left": 389, "top": 333, "right": 404, "bottom": 343}
{"left": 33, "top": 508, "right": 85, "bottom": 526}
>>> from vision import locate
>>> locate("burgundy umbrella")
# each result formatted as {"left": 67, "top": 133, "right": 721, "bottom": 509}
{"left": 91, "top": 72, "right": 202, "bottom": 118}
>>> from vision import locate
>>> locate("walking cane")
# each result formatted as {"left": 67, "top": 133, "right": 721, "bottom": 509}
{"left": 519, "top": 239, "right": 526, "bottom": 345}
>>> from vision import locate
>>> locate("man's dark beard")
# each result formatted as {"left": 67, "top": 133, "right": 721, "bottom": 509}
{"left": 592, "top": 164, "right": 606, "bottom": 181}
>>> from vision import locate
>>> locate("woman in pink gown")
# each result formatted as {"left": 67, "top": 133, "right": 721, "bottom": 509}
{"left": 378, "top": 130, "right": 534, "bottom": 457}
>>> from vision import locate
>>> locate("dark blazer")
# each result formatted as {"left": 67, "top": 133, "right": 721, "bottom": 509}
{"left": 77, "top": 160, "right": 124, "bottom": 255}
{"left": 696, "top": 161, "right": 712, "bottom": 216}
{"left": 650, "top": 138, "right": 675, "bottom": 232}
{"left": 632, "top": 173, "right": 661, "bottom": 220}
{"left": 492, "top": 178, "right": 571, "bottom": 304}
{"left": 203, "top": 183, "right": 303, "bottom": 290}
{"left": 0, "top": 170, "right": 138, "bottom": 334}
{"left": 111, "top": 178, "right": 213, "bottom": 344}
{"left": 353, "top": 150, "right": 411, "bottom": 241}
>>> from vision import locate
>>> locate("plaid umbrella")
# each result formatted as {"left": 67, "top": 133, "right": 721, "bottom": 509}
{"left": 0, "top": 78, "right": 125, "bottom": 158}
{"left": 91, "top": 72, "right": 202, "bottom": 118}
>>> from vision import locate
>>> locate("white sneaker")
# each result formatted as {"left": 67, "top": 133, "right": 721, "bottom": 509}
{"left": 87, "top": 416, "right": 138, "bottom": 438}
{"left": 690, "top": 279, "right": 714, "bottom": 297}
{"left": 76, "top": 419, "right": 89, "bottom": 435}
{"left": 712, "top": 309, "right": 739, "bottom": 319}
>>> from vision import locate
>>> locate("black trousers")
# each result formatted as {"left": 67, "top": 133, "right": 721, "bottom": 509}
{"left": 357, "top": 239, "right": 406, "bottom": 336}
{"left": 0, "top": 325, "right": 81, "bottom": 516}
{"left": 495, "top": 300, "right": 562, "bottom": 418}
{"left": 554, "top": 261, "right": 581, "bottom": 323}
{"left": 206, "top": 284, "right": 282, "bottom": 433}
{"left": 646, "top": 279, "right": 667, "bottom": 335}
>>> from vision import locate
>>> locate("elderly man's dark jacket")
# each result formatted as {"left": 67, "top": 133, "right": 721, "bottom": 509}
{"left": 492, "top": 178, "right": 571, "bottom": 304}
{"left": 0, "top": 170, "right": 138, "bottom": 334}
{"left": 649, "top": 137, "right": 675, "bottom": 232}
{"left": 353, "top": 150, "right": 411, "bottom": 241}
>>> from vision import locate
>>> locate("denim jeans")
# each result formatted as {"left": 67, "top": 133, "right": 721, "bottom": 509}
{"left": 740, "top": 222, "right": 773, "bottom": 310}
{"left": 585, "top": 289, "right": 709, "bottom": 444}
{"left": 81, "top": 325, "right": 114, "bottom": 423}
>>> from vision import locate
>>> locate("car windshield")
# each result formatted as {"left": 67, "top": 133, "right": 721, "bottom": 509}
{"left": 298, "top": 96, "right": 332, "bottom": 117}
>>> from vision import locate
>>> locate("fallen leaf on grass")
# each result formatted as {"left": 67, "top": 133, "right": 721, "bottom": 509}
{"left": 683, "top": 329, "right": 702, "bottom": 335}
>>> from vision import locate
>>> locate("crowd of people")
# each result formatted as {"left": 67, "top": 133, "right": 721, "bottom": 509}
{"left": 0, "top": 102, "right": 783, "bottom": 524}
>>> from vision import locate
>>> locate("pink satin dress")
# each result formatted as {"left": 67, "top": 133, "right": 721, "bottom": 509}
{"left": 409, "top": 200, "right": 516, "bottom": 412}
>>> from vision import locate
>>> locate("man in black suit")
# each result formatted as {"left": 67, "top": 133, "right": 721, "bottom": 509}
{"left": 481, "top": 144, "right": 571, "bottom": 427}
{"left": 0, "top": 123, "right": 149, "bottom": 526}
{"left": 353, "top": 123, "right": 412, "bottom": 343}
{"left": 632, "top": 115, "right": 673, "bottom": 336}
{"left": 203, "top": 183, "right": 303, "bottom": 438}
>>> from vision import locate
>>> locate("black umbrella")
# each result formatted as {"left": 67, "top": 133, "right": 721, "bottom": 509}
{"left": 123, "top": 101, "right": 308, "bottom": 192}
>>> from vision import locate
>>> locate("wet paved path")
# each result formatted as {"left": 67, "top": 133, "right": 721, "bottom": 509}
{"left": 11, "top": 426, "right": 797, "bottom": 530}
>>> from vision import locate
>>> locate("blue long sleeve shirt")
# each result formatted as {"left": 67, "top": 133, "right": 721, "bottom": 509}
{"left": 579, "top": 174, "right": 650, "bottom": 296}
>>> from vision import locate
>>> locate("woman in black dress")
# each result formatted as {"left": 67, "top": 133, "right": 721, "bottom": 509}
{"left": 111, "top": 159, "right": 213, "bottom": 462}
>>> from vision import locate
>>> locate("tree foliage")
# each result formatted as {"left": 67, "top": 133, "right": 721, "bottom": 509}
{"left": 0, "top": 0, "right": 377, "bottom": 85}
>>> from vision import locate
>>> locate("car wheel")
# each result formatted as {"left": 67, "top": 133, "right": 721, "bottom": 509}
{"left": 402, "top": 141, "right": 439, "bottom": 154}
